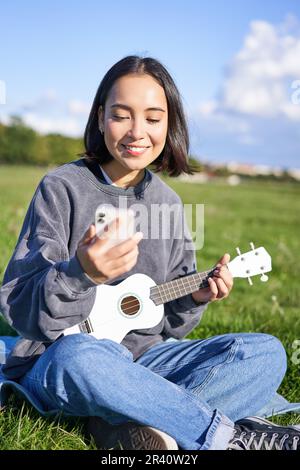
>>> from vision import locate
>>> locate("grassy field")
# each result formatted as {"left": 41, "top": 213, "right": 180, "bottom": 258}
{"left": 0, "top": 164, "right": 300, "bottom": 449}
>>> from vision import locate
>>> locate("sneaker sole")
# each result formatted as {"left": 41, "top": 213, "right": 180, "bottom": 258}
{"left": 124, "top": 425, "right": 178, "bottom": 450}
{"left": 87, "top": 418, "right": 178, "bottom": 450}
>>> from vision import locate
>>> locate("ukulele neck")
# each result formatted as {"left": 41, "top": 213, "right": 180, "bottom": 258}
{"left": 149, "top": 269, "right": 216, "bottom": 306}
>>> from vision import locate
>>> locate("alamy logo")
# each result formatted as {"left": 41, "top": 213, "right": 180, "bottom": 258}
{"left": 291, "top": 80, "right": 300, "bottom": 105}
{"left": 0, "top": 80, "right": 6, "bottom": 105}
{"left": 101, "top": 200, "right": 205, "bottom": 251}
{"left": 0, "top": 340, "right": 6, "bottom": 365}
{"left": 291, "top": 339, "right": 300, "bottom": 365}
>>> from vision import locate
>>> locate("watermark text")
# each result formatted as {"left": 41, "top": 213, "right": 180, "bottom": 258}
{"left": 0, "top": 80, "right": 6, "bottom": 105}
{"left": 291, "top": 80, "right": 300, "bottom": 105}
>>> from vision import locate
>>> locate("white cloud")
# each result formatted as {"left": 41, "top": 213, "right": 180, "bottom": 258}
{"left": 192, "top": 15, "right": 300, "bottom": 168}
{"left": 40, "top": 88, "right": 58, "bottom": 102}
{"left": 237, "top": 134, "right": 260, "bottom": 146}
{"left": 0, "top": 113, "right": 10, "bottom": 125}
{"left": 221, "top": 16, "right": 300, "bottom": 119}
{"left": 0, "top": 80, "right": 6, "bottom": 105}
{"left": 68, "top": 99, "right": 91, "bottom": 115}
{"left": 21, "top": 88, "right": 59, "bottom": 112}
{"left": 197, "top": 100, "right": 218, "bottom": 116}
{"left": 1, "top": 88, "right": 90, "bottom": 136}
{"left": 22, "top": 112, "right": 83, "bottom": 136}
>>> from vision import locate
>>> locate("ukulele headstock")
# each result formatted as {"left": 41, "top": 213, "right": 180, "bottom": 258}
{"left": 227, "top": 242, "right": 272, "bottom": 285}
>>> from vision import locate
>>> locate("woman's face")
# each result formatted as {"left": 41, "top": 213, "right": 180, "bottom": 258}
{"left": 98, "top": 73, "right": 168, "bottom": 172}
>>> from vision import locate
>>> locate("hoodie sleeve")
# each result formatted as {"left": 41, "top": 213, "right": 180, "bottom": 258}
{"left": 162, "top": 203, "right": 208, "bottom": 339}
{"left": 0, "top": 175, "right": 97, "bottom": 342}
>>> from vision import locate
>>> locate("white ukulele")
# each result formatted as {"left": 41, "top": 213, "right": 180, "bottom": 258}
{"left": 63, "top": 242, "right": 272, "bottom": 342}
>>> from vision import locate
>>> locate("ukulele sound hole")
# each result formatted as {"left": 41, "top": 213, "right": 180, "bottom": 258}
{"left": 120, "top": 295, "right": 141, "bottom": 317}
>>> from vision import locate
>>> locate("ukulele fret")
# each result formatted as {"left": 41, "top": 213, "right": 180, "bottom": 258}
{"left": 150, "top": 269, "right": 216, "bottom": 305}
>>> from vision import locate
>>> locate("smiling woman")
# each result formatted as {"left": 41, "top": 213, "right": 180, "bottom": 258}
{"left": 82, "top": 55, "right": 199, "bottom": 186}
{"left": 1, "top": 54, "right": 300, "bottom": 453}
{"left": 96, "top": 73, "right": 169, "bottom": 187}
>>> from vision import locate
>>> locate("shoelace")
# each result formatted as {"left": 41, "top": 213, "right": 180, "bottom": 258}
{"left": 230, "top": 430, "right": 300, "bottom": 450}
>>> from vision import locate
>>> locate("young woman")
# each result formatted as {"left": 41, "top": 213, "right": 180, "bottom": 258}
{"left": 0, "top": 55, "right": 299, "bottom": 451}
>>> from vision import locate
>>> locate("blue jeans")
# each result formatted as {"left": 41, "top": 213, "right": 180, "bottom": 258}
{"left": 17, "top": 331, "right": 290, "bottom": 450}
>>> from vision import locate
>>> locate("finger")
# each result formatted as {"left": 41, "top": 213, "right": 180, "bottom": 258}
{"left": 213, "top": 267, "right": 233, "bottom": 289}
{"left": 108, "top": 246, "right": 139, "bottom": 270}
{"left": 92, "top": 231, "right": 143, "bottom": 258}
{"left": 79, "top": 224, "right": 96, "bottom": 246}
{"left": 215, "top": 253, "right": 230, "bottom": 268}
{"left": 208, "top": 277, "right": 218, "bottom": 300}
{"left": 107, "top": 247, "right": 140, "bottom": 278}
{"left": 107, "top": 232, "right": 143, "bottom": 256}
{"left": 213, "top": 277, "right": 229, "bottom": 299}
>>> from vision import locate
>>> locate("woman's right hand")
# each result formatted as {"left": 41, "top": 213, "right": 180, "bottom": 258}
{"left": 76, "top": 217, "right": 144, "bottom": 284}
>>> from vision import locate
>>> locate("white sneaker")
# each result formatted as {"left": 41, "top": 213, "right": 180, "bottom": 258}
{"left": 88, "top": 416, "right": 178, "bottom": 450}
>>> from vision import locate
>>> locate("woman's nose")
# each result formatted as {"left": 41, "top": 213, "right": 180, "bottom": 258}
{"left": 127, "top": 119, "right": 146, "bottom": 140}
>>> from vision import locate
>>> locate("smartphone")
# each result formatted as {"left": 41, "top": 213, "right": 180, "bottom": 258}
{"left": 95, "top": 204, "right": 135, "bottom": 247}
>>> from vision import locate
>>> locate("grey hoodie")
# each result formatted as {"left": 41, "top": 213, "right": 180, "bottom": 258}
{"left": 0, "top": 158, "right": 207, "bottom": 380}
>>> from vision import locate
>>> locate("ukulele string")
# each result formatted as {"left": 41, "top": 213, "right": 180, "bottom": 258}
{"left": 120, "top": 269, "right": 216, "bottom": 312}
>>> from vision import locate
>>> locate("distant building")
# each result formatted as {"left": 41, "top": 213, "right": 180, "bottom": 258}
{"left": 177, "top": 157, "right": 300, "bottom": 182}
{"left": 227, "top": 175, "right": 241, "bottom": 186}
{"left": 178, "top": 172, "right": 210, "bottom": 183}
{"left": 287, "top": 168, "right": 300, "bottom": 181}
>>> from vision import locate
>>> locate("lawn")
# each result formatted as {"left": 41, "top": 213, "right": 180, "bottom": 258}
{"left": 0, "top": 164, "right": 299, "bottom": 449}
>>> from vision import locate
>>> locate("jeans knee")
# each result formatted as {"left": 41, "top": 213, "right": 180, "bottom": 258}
{"left": 234, "top": 332, "right": 286, "bottom": 387}
{"left": 264, "top": 334, "right": 287, "bottom": 380}
{"left": 48, "top": 334, "right": 133, "bottom": 379}
{"left": 249, "top": 333, "right": 287, "bottom": 384}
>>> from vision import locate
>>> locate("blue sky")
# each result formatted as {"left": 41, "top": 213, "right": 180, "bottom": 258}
{"left": 1, "top": 0, "right": 300, "bottom": 169}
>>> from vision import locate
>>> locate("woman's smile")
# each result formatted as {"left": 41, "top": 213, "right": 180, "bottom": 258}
{"left": 121, "top": 144, "right": 150, "bottom": 156}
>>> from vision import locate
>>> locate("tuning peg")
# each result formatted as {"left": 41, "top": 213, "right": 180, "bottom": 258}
{"left": 250, "top": 242, "right": 255, "bottom": 250}
{"left": 247, "top": 277, "right": 253, "bottom": 286}
{"left": 260, "top": 273, "right": 269, "bottom": 282}
{"left": 236, "top": 247, "right": 242, "bottom": 256}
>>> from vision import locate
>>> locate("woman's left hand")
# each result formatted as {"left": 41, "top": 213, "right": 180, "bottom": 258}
{"left": 191, "top": 253, "right": 233, "bottom": 304}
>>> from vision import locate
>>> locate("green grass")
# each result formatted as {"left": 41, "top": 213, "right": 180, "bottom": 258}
{"left": 0, "top": 164, "right": 300, "bottom": 449}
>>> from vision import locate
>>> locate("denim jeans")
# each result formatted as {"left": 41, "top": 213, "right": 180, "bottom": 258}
{"left": 15, "top": 331, "right": 291, "bottom": 450}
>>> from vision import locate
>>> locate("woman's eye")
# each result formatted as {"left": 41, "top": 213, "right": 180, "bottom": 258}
{"left": 112, "top": 115, "right": 160, "bottom": 124}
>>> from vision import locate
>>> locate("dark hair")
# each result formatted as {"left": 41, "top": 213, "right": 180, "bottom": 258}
{"left": 82, "top": 55, "right": 199, "bottom": 176}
